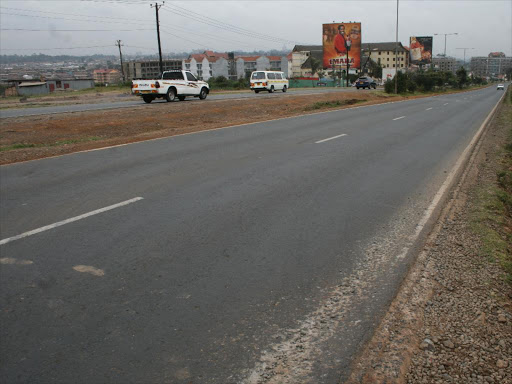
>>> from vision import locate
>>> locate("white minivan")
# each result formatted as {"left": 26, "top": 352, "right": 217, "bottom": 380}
{"left": 250, "top": 71, "right": 289, "bottom": 93}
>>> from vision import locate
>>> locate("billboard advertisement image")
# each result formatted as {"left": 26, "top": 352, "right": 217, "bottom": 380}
{"left": 323, "top": 22, "right": 361, "bottom": 69}
{"left": 409, "top": 36, "right": 433, "bottom": 65}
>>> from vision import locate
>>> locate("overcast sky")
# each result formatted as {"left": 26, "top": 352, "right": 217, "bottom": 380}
{"left": 1, "top": 0, "right": 511, "bottom": 59}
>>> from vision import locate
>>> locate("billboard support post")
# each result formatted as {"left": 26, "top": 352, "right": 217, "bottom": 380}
{"left": 346, "top": 50, "right": 350, "bottom": 87}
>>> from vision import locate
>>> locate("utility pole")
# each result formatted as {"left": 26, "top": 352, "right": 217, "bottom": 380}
{"left": 456, "top": 47, "right": 474, "bottom": 66}
{"left": 116, "top": 40, "right": 125, "bottom": 82}
{"left": 394, "top": 0, "right": 399, "bottom": 94}
{"left": 434, "top": 33, "right": 458, "bottom": 57}
{"left": 151, "top": 2, "right": 164, "bottom": 76}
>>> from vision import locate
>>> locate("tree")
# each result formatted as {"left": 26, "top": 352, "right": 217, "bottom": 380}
{"left": 456, "top": 66, "right": 468, "bottom": 88}
{"left": 310, "top": 57, "right": 321, "bottom": 77}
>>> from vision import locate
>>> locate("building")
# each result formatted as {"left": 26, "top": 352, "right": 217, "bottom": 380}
{"left": 183, "top": 50, "right": 289, "bottom": 80}
{"left": 290, "top": 45, "right": 323, "bottom": 78}
{"left": 433, "top": 56, "right": 458, "bottom": 74}
{"left": 361, "top": 42, "right": 409, "bottom": 70}
{"left": 122, "top": 59, "right": 182, "bottom": 81}
{"left": 93, "top": 69, "right": 122, "bottom": 84}
{"left": 471, "top": 53, "right": 512, "bottom": 78}
{"left": 3, "top": 77, "right": 94, "bottom": 96}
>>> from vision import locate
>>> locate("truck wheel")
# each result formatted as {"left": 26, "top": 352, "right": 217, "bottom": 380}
{"left": 143, "top": 95, "right": 153, "bottom": 104}
{"left": 165, "top": 87, "right": 176, "bottom": 102}
{"left": 282, "top": 85, "right": 287, "bottom": 93}
{"left": 199, "top": 87, "right": 208, "bottom": 100}
{"left": 255, "top": 90, "right": 260, "bottom": 94}
{"left": 178, "top": 96, "right": 186, "bottom": 101}
{"left": 269, "top": 86, "right": 274, "bottom": 93}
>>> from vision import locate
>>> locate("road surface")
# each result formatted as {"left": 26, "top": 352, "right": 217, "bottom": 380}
{"left": 0, "top": 87, "right": 365, "bottom": 119}
{"left": 0, "top": 86, "right": 503, "bottom": 383}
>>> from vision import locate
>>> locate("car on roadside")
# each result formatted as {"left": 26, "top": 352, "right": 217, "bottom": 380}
{"left": 497, "top": 84, "right": 505, "bottom": 90}
{"left": 355, "top": 76, "right": 377, "bottom": 90}
{"left": 131, "top": 70, "right": 209, "bottom": 103}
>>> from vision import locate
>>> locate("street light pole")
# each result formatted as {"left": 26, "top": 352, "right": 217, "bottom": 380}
{"left": 394, "top": 0, "right": 399, "bottom": 94}
{"left": 434, "top": 33, "right": 458, "bottom": 57}
{"left": 456, "top": 48, "right": 475, "bottom": 66}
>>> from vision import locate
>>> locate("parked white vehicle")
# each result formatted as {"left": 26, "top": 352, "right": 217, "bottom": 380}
{"left": 250, "top": 71, "right": 289, "bottom": 93}
{"left": 131, "top": 70, "right": 209, "bottom": 103}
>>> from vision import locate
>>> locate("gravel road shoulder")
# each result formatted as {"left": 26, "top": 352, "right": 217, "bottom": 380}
{"left": 346, "top": 89, "right": 512, "bottom": 384}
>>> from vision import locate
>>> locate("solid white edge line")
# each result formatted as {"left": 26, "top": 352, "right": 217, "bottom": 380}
{"left": 0, "top": 197, "right": 143, "bottom": 246}
{"left": 396, "top": 88, "right": 506, "bottom": 259}
{"left": 393, "top": 116, "right": 405, "bottom": 120}
{"left": 315, "top": 133, "right": 347, "bottom": 144}
{"left": 1, "top": 85, "right": 494, "bottom": 167}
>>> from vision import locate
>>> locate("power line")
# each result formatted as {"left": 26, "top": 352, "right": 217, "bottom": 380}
{"left": 0, "top": 11, "right": 153, "bottom": 25}
{"left": 1, "top": 28, "right": 153, "bottom": 31}
{"left": 160, "top": 6, "right": 298, "bottom": 45}
{"left": 0, "top": 45, "right": 114, "bottom": 50}
{"left": 168, "top": 3, "right": 298, "bottom": 44}
{"left": 0, "top": 6, "right": 153, "bottom": 22}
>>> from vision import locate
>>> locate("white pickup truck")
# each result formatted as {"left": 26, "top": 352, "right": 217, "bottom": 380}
{"left": 131, "top": 70, "right": 210, "bottom": 103}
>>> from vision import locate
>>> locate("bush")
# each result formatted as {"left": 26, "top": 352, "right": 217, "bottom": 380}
{"left": 384, "top": 71, "right": 408, "bottom": 94}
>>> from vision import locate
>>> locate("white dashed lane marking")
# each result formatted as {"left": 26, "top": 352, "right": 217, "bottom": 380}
{"left": 315, "top": 133, "right": 347, "bottom": 144}
{"left": 0, "top": 197, "right": 144, "bottom": 246}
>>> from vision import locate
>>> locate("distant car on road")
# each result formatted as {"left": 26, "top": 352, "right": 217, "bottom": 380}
{"left": 497, "top": 84, "right": 504, "bottom": 90}
{"left": 356, "top": 76, "right": 377, "bottom": 90}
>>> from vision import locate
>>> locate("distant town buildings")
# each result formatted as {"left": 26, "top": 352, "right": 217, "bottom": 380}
{"left": 122, "top": 59, "right": 183, "bottom": 81}
{"left": 433, "top": 56, "right": 458, "bottom": 74}
{"left": 361, "top": 42, "right": 409, "bottom": 69}
{"left": 93, "top": 69, "right": 122, "bottom": 84}
{"left": 471, "top": 52, "right": 512, "bottom": 78}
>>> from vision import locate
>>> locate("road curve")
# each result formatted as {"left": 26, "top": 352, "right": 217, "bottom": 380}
{"left": 0, "top": 86, "right": 504, "bottom": 383}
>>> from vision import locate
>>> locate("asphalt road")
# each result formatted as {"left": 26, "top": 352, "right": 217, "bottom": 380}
{"left": 0, "top": 86, "right": 504, "bottom": 383}
{"left": 0, "top": 87, "right": 366, "bottom": 119}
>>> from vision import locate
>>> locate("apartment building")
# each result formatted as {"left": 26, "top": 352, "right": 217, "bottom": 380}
{"left": 93, "top": 69, "right": 122, "bottom": 84}
{"left": 361, "top": 42, "right": 409, "bottom": 69}
{"left": 432, "top": 56, "right": 458, "bottom": 74}
{"left": 122, "top": 59, "right": 182, "bottom": 80}
{"left": 471, "top": 52, "right": 512, "bottom": 78}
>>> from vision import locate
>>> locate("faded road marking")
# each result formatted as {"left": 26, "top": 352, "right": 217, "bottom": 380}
{"left": 393, "top": 116, "right": 405, "bottom": 120}
{"left": 0, "top": 197, "right": 144, "bottom": 246}
{"left": 315, "top": 133, "right": 347, "bottom": 144}
{"left": 0, "top": 257, "right": 33, "bottom": 265}
{"left": 426, "top": 107, "right": 433, "bottom": 111}
{"left": 444, "top": 103, "right": 449, "bottom": 106}
{"left": 73, "top": 265, "right": 105, "bottom": 276}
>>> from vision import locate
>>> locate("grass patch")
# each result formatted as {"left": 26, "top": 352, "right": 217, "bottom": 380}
{"left": 0, "top": 136, "right": 102, "bottom": 152}
{"left": 471, "top": 87, "right": 512, "bottom": 284}
{"left": 305, "top": 98, "right": 365, "bottom": 111}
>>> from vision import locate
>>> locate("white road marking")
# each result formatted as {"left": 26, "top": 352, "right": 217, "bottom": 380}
{"left": 393, "top": 116, "right": 405, "bottom": 120}
{"left": 0, "top": 197, "right": 143, "bottom": 246}
{"left": 73, "top": 265, "right": 104, "bottom": 276}
{"left": 0, "top": 257, "right": 33, "bottom": 265}
{"left": 426, "top": 107, "right": 433, "bottom": 111}
{"left": 315, "top": 133, "right": 347, "bottom": 144}
{"left": 444, "top": 103, "right": 449, "bottom": 106}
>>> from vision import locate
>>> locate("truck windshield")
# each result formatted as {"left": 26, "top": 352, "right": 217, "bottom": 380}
{"left": 163, "top": 72, "right": 184, "bottom": 80}
{"left": 251, "top": 72, "right": 266, "bottom": 80}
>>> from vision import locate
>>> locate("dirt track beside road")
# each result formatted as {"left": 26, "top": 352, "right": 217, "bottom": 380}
{"left": 0, "top": 90, "right": 396, "bottom": 165}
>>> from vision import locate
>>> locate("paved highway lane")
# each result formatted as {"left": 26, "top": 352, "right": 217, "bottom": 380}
{"left": 0, "top": 87, "right": 503, "bottom": 383}
{"left": 0, "top": 87, "right": 365, "bottom": 119}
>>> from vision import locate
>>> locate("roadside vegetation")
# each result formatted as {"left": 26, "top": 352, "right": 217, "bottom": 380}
{"left": 207, "top": 76, "right": 249, "bottom": 90}
{"left": 304, "top": 98, "right": 365, "bottom": 111}
{"left": 471, "top": 87, "right": 512, "bottom": 284}
{"left": 384, "top": 68, "right": 488, "bottom": 95}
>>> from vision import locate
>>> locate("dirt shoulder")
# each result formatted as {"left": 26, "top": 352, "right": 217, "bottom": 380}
{"left": 346, "top": 89, "right": 512, "bottom": 383}
{"left": 0, "top": 90, "right": 397, "bottom": 165}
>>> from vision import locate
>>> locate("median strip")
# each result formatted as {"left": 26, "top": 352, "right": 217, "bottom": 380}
{"left": 0, "top": 197, "right": 143, "bottom": 246}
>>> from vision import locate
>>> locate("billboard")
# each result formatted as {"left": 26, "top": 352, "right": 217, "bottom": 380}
{"left": 323, "top": 22, "right": 361, "bottom": 70}
{"left": 409, "top": 36, "right": 433, "bottom": 65}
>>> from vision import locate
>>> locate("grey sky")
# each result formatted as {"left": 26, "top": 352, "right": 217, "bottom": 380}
{"left": 1, "top": 0, "right": 511, "bottom": 59}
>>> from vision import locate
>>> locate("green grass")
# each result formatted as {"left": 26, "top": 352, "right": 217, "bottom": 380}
{"left": 0, "top": 136, "right": 102, "bottom": 152}
{"left": 471, "top": 87, "right": 512, "bottom": 284}
{"left": 305, "top": 98, "right": 365, "bottom": 111}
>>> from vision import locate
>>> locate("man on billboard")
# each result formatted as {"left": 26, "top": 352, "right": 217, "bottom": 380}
{"left": 323, "top": 22, "right": 361, "bottom": 70}
{"left": 334, "top": 24, "right": 351, "bottom": 55}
